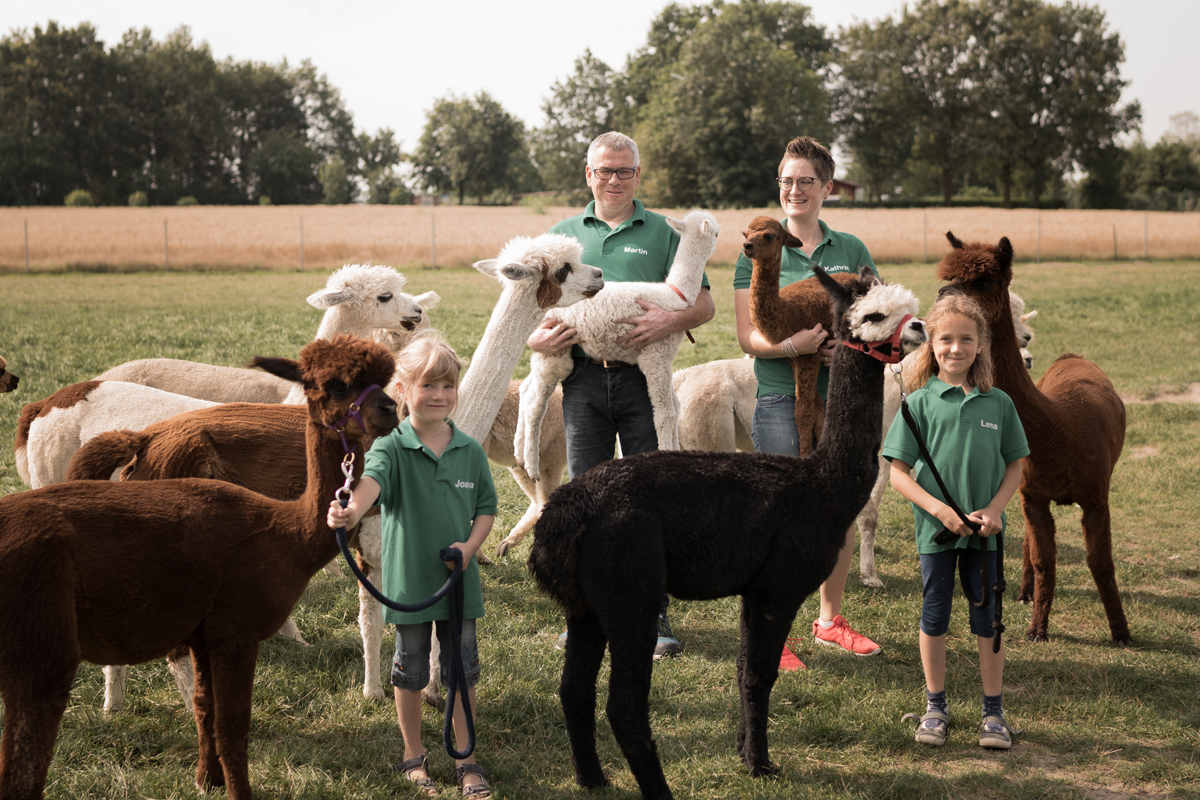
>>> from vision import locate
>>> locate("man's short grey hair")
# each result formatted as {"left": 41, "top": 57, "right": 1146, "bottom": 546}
{"left": 587, "top": 132, "right": 640, "bottom": 167}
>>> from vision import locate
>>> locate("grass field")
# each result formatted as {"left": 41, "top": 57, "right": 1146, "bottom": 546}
{"left": 2, "top": 205, "right": 1199, "bottom": 273}
{"left": 1, "top": 260, "right": 1199, "bottom": 799}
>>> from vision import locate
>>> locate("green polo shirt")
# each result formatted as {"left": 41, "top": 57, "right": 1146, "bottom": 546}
{"left": 362, "top": 418, "right": 497, "bottom": 624}
{"left": 881, "top": 377, "right": 1029, "bottom": 554}
{"left": 551, "top": 199, "right": 709, "bottom": 360}
{"left": 733, "top": 219, "right": 876, "bottom": 400}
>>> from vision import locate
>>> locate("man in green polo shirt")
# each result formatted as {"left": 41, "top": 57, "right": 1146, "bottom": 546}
{"left": 528, "top": 131, "right": 715, "bottom": 657}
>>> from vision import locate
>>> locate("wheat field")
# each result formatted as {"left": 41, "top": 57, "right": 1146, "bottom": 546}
{"left": 2, "top": 205, "right": 1198, "bottom": 273}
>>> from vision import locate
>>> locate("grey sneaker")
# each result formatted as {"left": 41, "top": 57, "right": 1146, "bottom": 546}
{"left": 979, "top": 715, "right": 1015, "bottom": 749}
{"left": 654, "top": 612, "right": 683, "bottom": 659}
{"left": 902, "top": 710, "right": 949, "bottom": 746}
{"left": 555, "top": 630, "right": 568, "bottom": 650}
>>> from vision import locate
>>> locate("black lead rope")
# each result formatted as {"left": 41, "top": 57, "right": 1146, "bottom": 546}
{"left": 895, "top": 374, "right": 1006, "bottom": 654}
{"left": 333, "top": 461, "right": 475, "bottom": 759}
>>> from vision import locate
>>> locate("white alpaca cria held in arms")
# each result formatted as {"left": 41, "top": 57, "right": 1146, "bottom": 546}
{"left": 515, "top": 210, "right": 719, "bottom": 480}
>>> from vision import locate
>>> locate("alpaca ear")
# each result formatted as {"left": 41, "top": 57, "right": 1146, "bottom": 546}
{"left": 996, "top": 237, "right": 1014, "bottom": 268}
{"left": 783, "top": 229, "right": 803, "bottom": 249}
{"left": 813, "top": 266, "right": 849, "bottom": 304}
{"left": 666, "top": 217, "right": 686, "bottom": 234}
{"left": 945, "top": 231, "right": 965, "bottom": 249}
{"left": 414, "top": 290, "right": 441, "bottom": 312}
{"left": 497, "top": 262, "right": 540, "bottom": 282}
{"left": 307, "top": 287, "right": 354, "bottom": 309}
{"left": 248, "top": 355, "right": 303, "bottom": 384}
{"left": 472, "top": 258, "right": 500, "bottom": 278}
{"left": 1021, "top": 309, "right": 1037, "bottom": 323}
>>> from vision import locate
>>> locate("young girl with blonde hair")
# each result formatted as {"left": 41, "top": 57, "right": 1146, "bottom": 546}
{"left": 882, "top": 292, "right": 1029, "bottom": 749}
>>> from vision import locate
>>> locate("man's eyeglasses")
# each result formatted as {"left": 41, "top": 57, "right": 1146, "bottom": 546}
{"left": 592, "top": 167, "right": 637, "bottom": 181}
{"left": 777, "top": 176, "right": 819, "bottom": 191}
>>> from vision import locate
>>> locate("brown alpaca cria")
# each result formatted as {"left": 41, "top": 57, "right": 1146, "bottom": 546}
{"left": 743, "top": 216, "right": 858, "bottom": 454}
{"left": 0, "top": 355, "right": 17, "bottom": 392}
{"left": 938, "top": 232, "right": 1131, "bottom": 646}
{"left": 0, "top": 335, "right": 398, "bottom": 800}
{"left": 528, "top": 268, "right": 924, "bottom": 800}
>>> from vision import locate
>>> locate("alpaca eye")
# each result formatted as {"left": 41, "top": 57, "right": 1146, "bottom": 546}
{"left": 330, "top": 380, "right": 349, "bottom": 395}
{"left": 378, "top": 293, "right": 392, "bottom": 303}
{"left": 863, "top": 312, "right": 885, "bottom": 324}
{"left": 764, "top": 234, "right": 775, "bottom": 242}
{"left": 555, "top": 262, "right": 573, "bottom": 282}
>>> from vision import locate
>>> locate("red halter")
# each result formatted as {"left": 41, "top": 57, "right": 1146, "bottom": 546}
{"left": 841, "top": 314, "right": 914, "bottom": 365}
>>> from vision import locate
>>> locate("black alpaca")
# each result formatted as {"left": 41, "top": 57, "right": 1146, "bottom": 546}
{"left": 527, "top": 268, "right": 925, "bottom": 800}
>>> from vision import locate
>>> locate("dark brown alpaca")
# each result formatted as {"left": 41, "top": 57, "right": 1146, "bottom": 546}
{"left": 938, "top": 233, "right": 1131, "bottom": 646}
{"left": 528, "top": 269, "right": 924, "bottom": 800}
{"left": 0, "top": 335, "right": 398, "bottom": 800}
{"left": 0, "top": 355, "right": 17, "bottom": 392}
{"left": 743, "top": 216, "right": 857, "bottom": 454}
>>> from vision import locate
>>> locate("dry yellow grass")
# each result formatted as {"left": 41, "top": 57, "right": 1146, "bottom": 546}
{"left": 2, "top": 204, "right": 1197, "bottom": 272}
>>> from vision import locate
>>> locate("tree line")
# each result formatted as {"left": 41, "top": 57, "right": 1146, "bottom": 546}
{"left": 4, "top": 0, "right": 1198, "bottom": 210}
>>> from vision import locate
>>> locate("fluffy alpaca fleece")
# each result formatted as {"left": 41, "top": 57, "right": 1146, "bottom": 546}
{"left": 527, "top": 268, "right": 924, "bottom": 800}
{"left": 938, "top": 233, "right": 1130, "bottom": 646}
{"left": 742, "top": 216, "right": 861, "bottom": 455}
{"left": 15, "top": 382, "right": 217, "bottom": 489}
{"left": 0, "top": 355, "right": 18, "bottom": 393}
{"left": 0, "top": 335, "right": 399, "bottom": 800}
{"left": 515, "top": 210, "right": 719, "bottom": 481}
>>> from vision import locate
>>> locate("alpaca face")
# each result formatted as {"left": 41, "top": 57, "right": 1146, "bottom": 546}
{"left": 308, "top": 264, "right": 426, "bottom": 331}
{"left": 844, "top": 279, "right": 924, "bottom": 355}
{"left": 474, "top": 233, "right": 605, "bottom": 310}
{"left": 740, "top": 216, "right": 801, "bottom": 261}
{"left": 936, "top": 233, "right": 1015, "bottom": 327}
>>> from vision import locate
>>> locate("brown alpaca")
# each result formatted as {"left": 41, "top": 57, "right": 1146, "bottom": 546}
{"left": 938, "top": 233, "right": 1131, "bottom": 646}
{"left": 743, "top": 216, "right": 857, "bottom": 455}
{"left": 0, "top": 355, "right": 17, "bottom": 392}
{"left": 0, "top": 335, "right": 399, "bottom": 800}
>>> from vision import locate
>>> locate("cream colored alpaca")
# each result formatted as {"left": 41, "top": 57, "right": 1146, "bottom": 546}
{"left": 515, "top": 210, "right": 719, "bottom": 481}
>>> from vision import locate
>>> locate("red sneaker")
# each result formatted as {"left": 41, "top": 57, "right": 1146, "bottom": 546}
{"left": 812, "top": 615, "right": 881, "bottom": 656}
{"left": 779, "top": 638, "right": 806, "bottom": 671}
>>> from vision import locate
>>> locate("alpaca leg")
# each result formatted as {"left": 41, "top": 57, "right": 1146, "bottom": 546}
{"left": 1018, "top": 533, "right": 1035, "bottom": 604}
{"left": 604, "top": 606, "right": 672, "bottom": 800}
{"left": 102, "top": 664, "right": 128, "bottom": 712}
{"left": 204, "top": 641, "right": 261, "bottom": 800}
{"left": 735, "top": 594, "right": 790, "bottom": 777}
{"left": 1021, "top": 495, "right": 1058, "bottom": 643}
{"left": 495, "top": 465, "right": 542, "bottom": 557}
{"left": 276, "top": 615, "right": 309, "bottom": 645}
{"left": 167, "top": 646, "right": 195, "bottom": 712}
{"left": 358, "top": 581, "right": 386, "bottom": 702}
{"left": 854, "top": 456, "right": 890, "bottom": 588}
{"left": 559, "top": 611, "right": 611, "bottom": 790}
{"left": 321, "top": 557, "right": 342, "bottom": 577}
{"left": 1080, "top": 504, "right": 1133, "bottom": 646}
{"left": 190, "top": 644, "right": 224, "bottom": 791}
{"left": 423, "top": 634, "right": 445, "bottom": 711}
{"left": 518, "top": 361, "right": 569, "bottom": 481}
{"left": 0, "top": 652, "right": 78, "bottom": 799}
{"left": 639, "top": 356, "right": 680, "bottom": 451}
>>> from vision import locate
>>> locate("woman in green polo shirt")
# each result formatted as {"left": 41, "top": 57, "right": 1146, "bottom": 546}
{"left": 327, "top": 333, "right": 496, "bottom": 798}
{"left": 883, "top": 293, "right": 1028, "bottom": 750}
{"left": 733, "top": 136, "right": 882, "bottom": 663}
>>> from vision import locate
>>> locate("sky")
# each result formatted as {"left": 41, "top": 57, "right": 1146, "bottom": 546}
{"left": 9, "top": 0, "right": 1199, "bottom": 160}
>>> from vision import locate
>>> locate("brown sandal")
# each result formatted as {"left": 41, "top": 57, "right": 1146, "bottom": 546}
{"left": 396, "top": 753, "right": 437, "bottom": 797}
{"left": 456, "top": 763, "right": 493, "bottom": 798}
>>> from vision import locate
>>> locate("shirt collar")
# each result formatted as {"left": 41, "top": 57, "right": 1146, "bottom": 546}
{"left": 584, "top": 199, "right": 647, "bottom": 230}
{"left": 395, "top": 418, "right": 470, "bottom": 452}
{"left": 927, "top": 375, "right": 987, "bottom": 398}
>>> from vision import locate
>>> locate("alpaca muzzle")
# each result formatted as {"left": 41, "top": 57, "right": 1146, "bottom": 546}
{"left": 842, "top": 314, "right": 914, "bottom": 364}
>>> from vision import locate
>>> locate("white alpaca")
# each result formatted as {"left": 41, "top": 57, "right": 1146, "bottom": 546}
{"left": 515, "top": 210, "right": 719, "bottom": 480}
{"left": 671, "top": 291, "right": 1038, "bottom": 588}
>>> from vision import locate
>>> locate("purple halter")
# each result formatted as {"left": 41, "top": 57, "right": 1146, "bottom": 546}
{"left": 323, "top": 383, "right": 383, "bottom": 454}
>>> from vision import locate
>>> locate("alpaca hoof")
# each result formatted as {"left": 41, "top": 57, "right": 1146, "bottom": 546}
{"left": 421, "top": 688, "right": 446, "bottom": 712}
{"left": 748, "top": 762, "right": 779, "bottom": 778}
{"left": 364, "top": 686, "right": 387, "bottom": 703}
{"left": 495, "top": 539, "right": 513, "bottom": 558}
{"left": 1026, "top": 632, "right": 1048, "bottom": 643}
{"left": 476, "top": 551, "right": 493, "bottom": 566}
{"left": 1018, "top": 597, "right": 1032, "bottom": 605}
{"left": 575, "top": 768, "right": 610, "bottom": 789}
{"left": 860, "top": 573, "right": 884, "bottom": 589}
{"left": 1114, "top": 636, "right": 1135, "bottom": 649}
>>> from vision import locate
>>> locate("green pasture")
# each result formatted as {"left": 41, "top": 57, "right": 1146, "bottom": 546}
{"left": 1, "top": 261, "right": 1199, "bottom": 799}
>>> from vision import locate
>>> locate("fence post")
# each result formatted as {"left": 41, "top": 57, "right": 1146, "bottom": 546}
{"left": 164, "top": 219, "right": 169, "bottom": 271}
{"left": 24, "top": 220, "right": 30, "bottom": 273}
{"left": 921, "top": 210, "right": 927, "bottom": 263}
{"left": 300, "top": 217, "right": 305, "bottom": 270}
{"left": 431, "top": 214, "right": 437, "bottom": 269}
{"left": 1036, "top": 211, "right": 1041, "bottom": 263}
{"left": 1144, "top": 211, "right": 1148, "bottom": 259}
{"left": 1112, "top": 225, "right": 1117, "bottom": 261}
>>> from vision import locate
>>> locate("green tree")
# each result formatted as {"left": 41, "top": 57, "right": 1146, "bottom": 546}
{"left": 974, "top": 0, "right": 1139, "bottom": 207}
{"left": 631, "top": 0, "right": 832, "bottom": 208}
{"left": 831, "top": 17, "right": 917, "bottom": 201}
{"left": 531, "top": 49, "right": 615, "bottom": 193}
{"left": 319, "top": 157, "right": 352, "bottom": 204}
{"left": 411, "top": 92, "right": 531, "bottom": 204}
